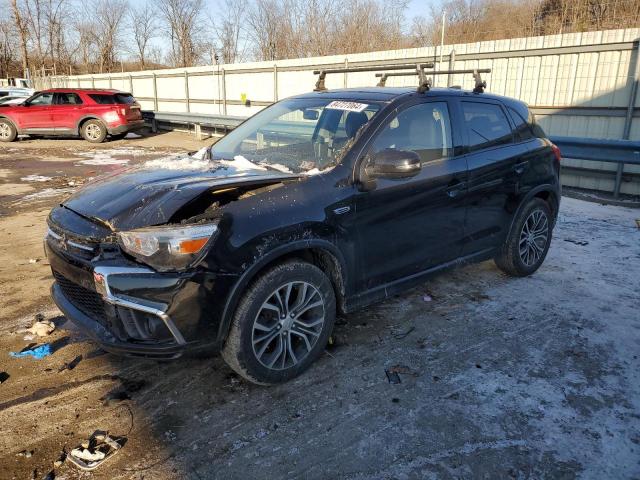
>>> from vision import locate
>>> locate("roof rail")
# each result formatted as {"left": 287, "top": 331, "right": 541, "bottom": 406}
{"left": 313, "top": 63, "right": 490, "bottom": 93}
{"left": 313, "top": 63, "right": 434, "bottom": 91}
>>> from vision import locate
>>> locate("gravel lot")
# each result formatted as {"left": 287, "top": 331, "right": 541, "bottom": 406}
{"left": 0, "top": 132, "right": 639, "bottom": 479}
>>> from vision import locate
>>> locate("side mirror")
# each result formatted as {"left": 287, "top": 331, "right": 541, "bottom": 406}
{"left": 365, "top": 148, "right": 421, "bottom": 180}
{"left": 303, "top": 109, "right": 319, "bottom": 120}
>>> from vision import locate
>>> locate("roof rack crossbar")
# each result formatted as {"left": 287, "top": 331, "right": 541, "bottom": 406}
{"left": 313, "top": 63, "right": 434, "bottom": 91}
{"left": 375, "top": 68, "right": 491, "bottom": 93}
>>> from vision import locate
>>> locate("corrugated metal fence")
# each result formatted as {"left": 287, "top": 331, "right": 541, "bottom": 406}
{"left": 38, "top": 28, "right": 640, "bottom": 195}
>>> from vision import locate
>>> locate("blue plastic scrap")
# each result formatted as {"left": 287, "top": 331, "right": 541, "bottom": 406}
{"left": 10, "top": 344, "right": 52, "bottom": 359}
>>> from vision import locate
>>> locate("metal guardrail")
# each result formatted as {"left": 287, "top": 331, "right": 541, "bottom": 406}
{"left": 549, "top": 136, "right": 640, "bottom": 197}
{"left": 142, "top": 111, "right": 640, "bottom": 197}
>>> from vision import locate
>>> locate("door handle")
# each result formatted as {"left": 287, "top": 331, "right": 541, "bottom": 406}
{"left": 513, "top": 161, "right": 529, "bottom": 175}
{"left": 445, "top": 180, "right": 466, "bottom": 198}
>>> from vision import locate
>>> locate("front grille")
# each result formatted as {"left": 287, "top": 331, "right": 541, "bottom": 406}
{"left": 54, "top": 271, "right": 107, "bottom": 323}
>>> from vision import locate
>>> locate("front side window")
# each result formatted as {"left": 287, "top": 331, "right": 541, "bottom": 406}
{"left": 210, "top": 98, "right": 382, "bottom": 174}
{"left": 28, "top": 92, "right": 54, "bottom": 106}
{"left": 370, "top": 102, "right": 453, "bottom": 164}
{"left": 462, "top": 101, "right": 513, "bottom": 151}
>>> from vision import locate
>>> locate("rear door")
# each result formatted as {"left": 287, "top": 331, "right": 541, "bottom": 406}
{"left": 51, "top": 92, "right": 84, "bottom": 131}
{"left": 18, "top": 92, "right": 55, "bottom": 130}
{"left": 354, "top": 99, "right": 468, "bottom": 290}
{"left": 458, "top": 99, "right": 528, "bottom": 254}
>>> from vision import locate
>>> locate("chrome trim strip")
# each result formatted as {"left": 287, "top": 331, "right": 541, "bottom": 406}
{"left": 47, "top": 227, "right": 62, "bottom": 240}
{"left": 67, "top": 240, "right": 95, "bottom": 252}
{"left": 93, "top": 266, "right": 187, "bottom": 345}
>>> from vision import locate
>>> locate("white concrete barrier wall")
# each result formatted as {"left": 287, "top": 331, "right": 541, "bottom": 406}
{"left": 40, "top": 28, "right": 640, "bottom": 195}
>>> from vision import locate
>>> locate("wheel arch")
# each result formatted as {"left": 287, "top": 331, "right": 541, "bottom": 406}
{"left": 0, "top": 115, "right": 18, "bottom": 131}
{"left": 506, "top": 184, "right": 559, "bottom": 241}
{"left": 217, "top": 240, "right": 348, "bottom": 346}
{"left": 76, "top": 115, "right": 104, "bottom": 134}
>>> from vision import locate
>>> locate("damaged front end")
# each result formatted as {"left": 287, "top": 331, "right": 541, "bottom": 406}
{"left": 46, "top": 161, "right": 293, "bottom": 358}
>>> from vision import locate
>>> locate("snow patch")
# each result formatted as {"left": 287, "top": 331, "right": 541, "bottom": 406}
{"left": 21, "top": 187, "right": 75, "bottom": 201}
{"left": 218, "top": 155, "right": 267, "bottom": 172}
{"left": 21, "top": 175, "right": 52, "bottom": 182}
{"left": 143, "top": 155, "right": 212, "bottom": 171}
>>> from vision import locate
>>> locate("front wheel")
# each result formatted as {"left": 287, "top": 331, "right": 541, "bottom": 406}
{"left": 0, "top": 119, "right": 17, "bottom": 142}
{"left": 222, "top": 260, "right": 336, "bottom": 385}
{"left": 81, "top": 120, "right": 107, "bottom": 143}
{"left": 495, "top": 198, "right": 553, "bottom": 277}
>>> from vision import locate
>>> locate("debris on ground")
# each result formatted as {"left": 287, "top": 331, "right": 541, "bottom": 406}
{"left": 391, "top": 325, "right": 415, "bottom": 339}
{"left": 68, "top": 431, "right": 123, "bottom": 471}
{"left": 0, "top": 372, "right": 8, "bottom": 383}
{"left": 58, "top": 355, "right": 82, "bottom": 372}
{"left": 423, "top": 294, "right": 433, "bottom": 302}
{"left": 53, "top": 449, "right": 66, "bottom": 468}
{"left": 16, "top": 450, "right": 33, "bottom": 458}
{"left": 27, "top": 319, "right": 56, "bottom": 337}
{"left": 385, "top": 364, "right": 420, "bottom": 384}
{"left": 9, "top": 343, "right": 52, "bottom": 359}
{"left": 564, "top": 238, "right": 589, "bottom": 246}
{"left": 28, "top": 258, "right": 40, "bottom": 264}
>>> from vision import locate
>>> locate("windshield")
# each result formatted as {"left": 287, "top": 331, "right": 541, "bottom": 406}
{"left": 210, "top": 97, "right": 382, "bottom": 174}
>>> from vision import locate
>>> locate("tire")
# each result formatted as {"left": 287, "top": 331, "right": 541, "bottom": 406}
{"left": 0, "top": 119, "right": 17, "bottom": 142}
{"left": 222, "top": 260, "right": 336, "bottom": 385}
{"left": 495, "top": 198, "right": 553, "bottom": 277}
{"left": 110, "top": 132, "right": 127, "bottom": 141}
{"left": 81, "top": 119, "right": 107, "bottom": 143}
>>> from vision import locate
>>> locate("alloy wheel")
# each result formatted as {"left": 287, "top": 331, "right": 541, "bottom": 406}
{"left": 85, "top": 124, "right": 102, "bottom": 140}
{"left": 519, "top": 209, "right": 549, "bottom": 266}
{"left": 0, "top": 123, "right": 11, "bottom": 140}
{"left": 251, "top": 281, "right": 325, "bottom": 370}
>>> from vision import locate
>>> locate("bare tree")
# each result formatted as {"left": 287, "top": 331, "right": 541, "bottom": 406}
{"left": 128, "top": 3, "right": 156, "bottom": 69}
{"left": 0, "top": 14, "right": 17, "bottom": 78}
{"left": 159, "top": 0, "right": 205, "bottom": 67}
{"left": 9, "top": 0, "right": 29, "bottom": 76}
{"left": 87, "top": 0, "right": 128, "bottom": 73}
{"left": 210, "top": 0, "right": 247, "bottom": 64}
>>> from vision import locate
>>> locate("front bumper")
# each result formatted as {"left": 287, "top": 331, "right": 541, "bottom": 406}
{"left": 107, "top": 120, "right": 145, "bottom": 135}
{"left": 45, "top": 236, "right": 233, "bottom": 359}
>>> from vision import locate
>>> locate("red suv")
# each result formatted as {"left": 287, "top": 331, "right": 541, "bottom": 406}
{"left": 0, "top": 88, "right": 144, "bottom": 143}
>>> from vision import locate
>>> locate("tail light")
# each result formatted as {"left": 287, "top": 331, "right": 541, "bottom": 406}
{"left": 551, "top": 143, "right": 561, "bottom": 162}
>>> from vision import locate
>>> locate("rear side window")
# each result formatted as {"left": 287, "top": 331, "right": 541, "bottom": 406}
{"left": 508, "top": 107, "right": 535, "bottom": 142}
{"left": 462, "top": 102, "right": 513, "bottom": 152}
{"left": 55, "top": 93, "right": 83, "bottom": 105}
{"left": 89, "top": 93, "right": 136, "bottom": 105}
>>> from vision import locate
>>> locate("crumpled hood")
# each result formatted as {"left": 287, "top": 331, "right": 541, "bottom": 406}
{"left": 62, "top": 156, "right": 295, "bottom": 231}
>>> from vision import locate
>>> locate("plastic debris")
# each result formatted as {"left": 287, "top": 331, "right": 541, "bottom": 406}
{"left": 10, "top": 344, "right": 52, "bottom": 359}
{"left": 423, "top": 294, "right": 432, "bottom": 302}
{"left": 0, "top": 372, "right": 9, "bottom": 383}
{"left": 385, "top": 364, "right": 419, "bottom": 384}
{"left": 68, "top": 431, "right": 123, "bottom": 471}
{"left": 28, "top": 319, "right": 56, "bottom": 337}
{"left": 58, "top": 355, "right": 82, "bottom": 372}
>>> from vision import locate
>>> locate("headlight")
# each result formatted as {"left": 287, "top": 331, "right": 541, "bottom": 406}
{"left": 117, "top": 223, "right": 218, "bottom": 271}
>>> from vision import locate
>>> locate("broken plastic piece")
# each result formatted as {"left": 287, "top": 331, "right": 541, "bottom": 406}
{"left": 28, "top": 319, "right": 56, "bottom": 337}
{"left": 9, "top": 343, "right": 52, "bottom": 359}
{"left": 68, "top": 431, "right": 123, "bottom": 471}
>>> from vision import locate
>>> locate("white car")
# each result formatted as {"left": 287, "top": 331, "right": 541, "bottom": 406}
{"left": 0, "top": 96, "right": 29, "bottom": 106}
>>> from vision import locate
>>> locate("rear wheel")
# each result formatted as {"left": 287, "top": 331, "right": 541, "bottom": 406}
{"left": 222, "top": 260, "right": 336, "bottom": 385}
{"left": 81, "top": 119, "right": 107, "bottom": 143}
{"left": 495, "top": 198, "right": 552, "bottom": 277}
{"left": 0, "top": 119, "right": 17, "bottom": 142}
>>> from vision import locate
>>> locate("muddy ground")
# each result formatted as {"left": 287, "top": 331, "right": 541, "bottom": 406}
{"left": 0, "top": 132, "right": 639, "bottom": 480}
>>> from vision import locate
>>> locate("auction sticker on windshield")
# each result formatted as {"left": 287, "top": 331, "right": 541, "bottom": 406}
{"left": 325, "top": 101, "right": 369, "bottom": 112}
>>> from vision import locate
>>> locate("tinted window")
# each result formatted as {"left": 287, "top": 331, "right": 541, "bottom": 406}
{"left": 89, "top": 93, "right": 135, "bottom": 105}
{"left": 28, "top": 92, "right": 54, "bottom": 106}
{"left": 56, "top": 93, "right": 83, "bottom": 105}
{"left": 371, "top": 102, "right": 453, "bottom": 165}
{"left": 508, "top": 107, "right": 534, "bottom": 141}
{"left": 462, "top": 102, "right": 513, "bottom": 151}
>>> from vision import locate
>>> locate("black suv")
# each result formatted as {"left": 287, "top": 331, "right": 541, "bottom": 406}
{"left": 46, "top": 85, "right": 561, "bottom": 384}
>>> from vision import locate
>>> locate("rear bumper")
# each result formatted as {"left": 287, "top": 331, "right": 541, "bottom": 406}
{"left": 108, "top": 120, "right": 145, "bottom": 135}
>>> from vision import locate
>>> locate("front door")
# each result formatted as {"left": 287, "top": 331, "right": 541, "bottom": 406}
{"left": 18, "top": 92, "right": 55, "bottom": 130}
{"left": 354, "top": 100, "right": 468, "bottom": 291}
